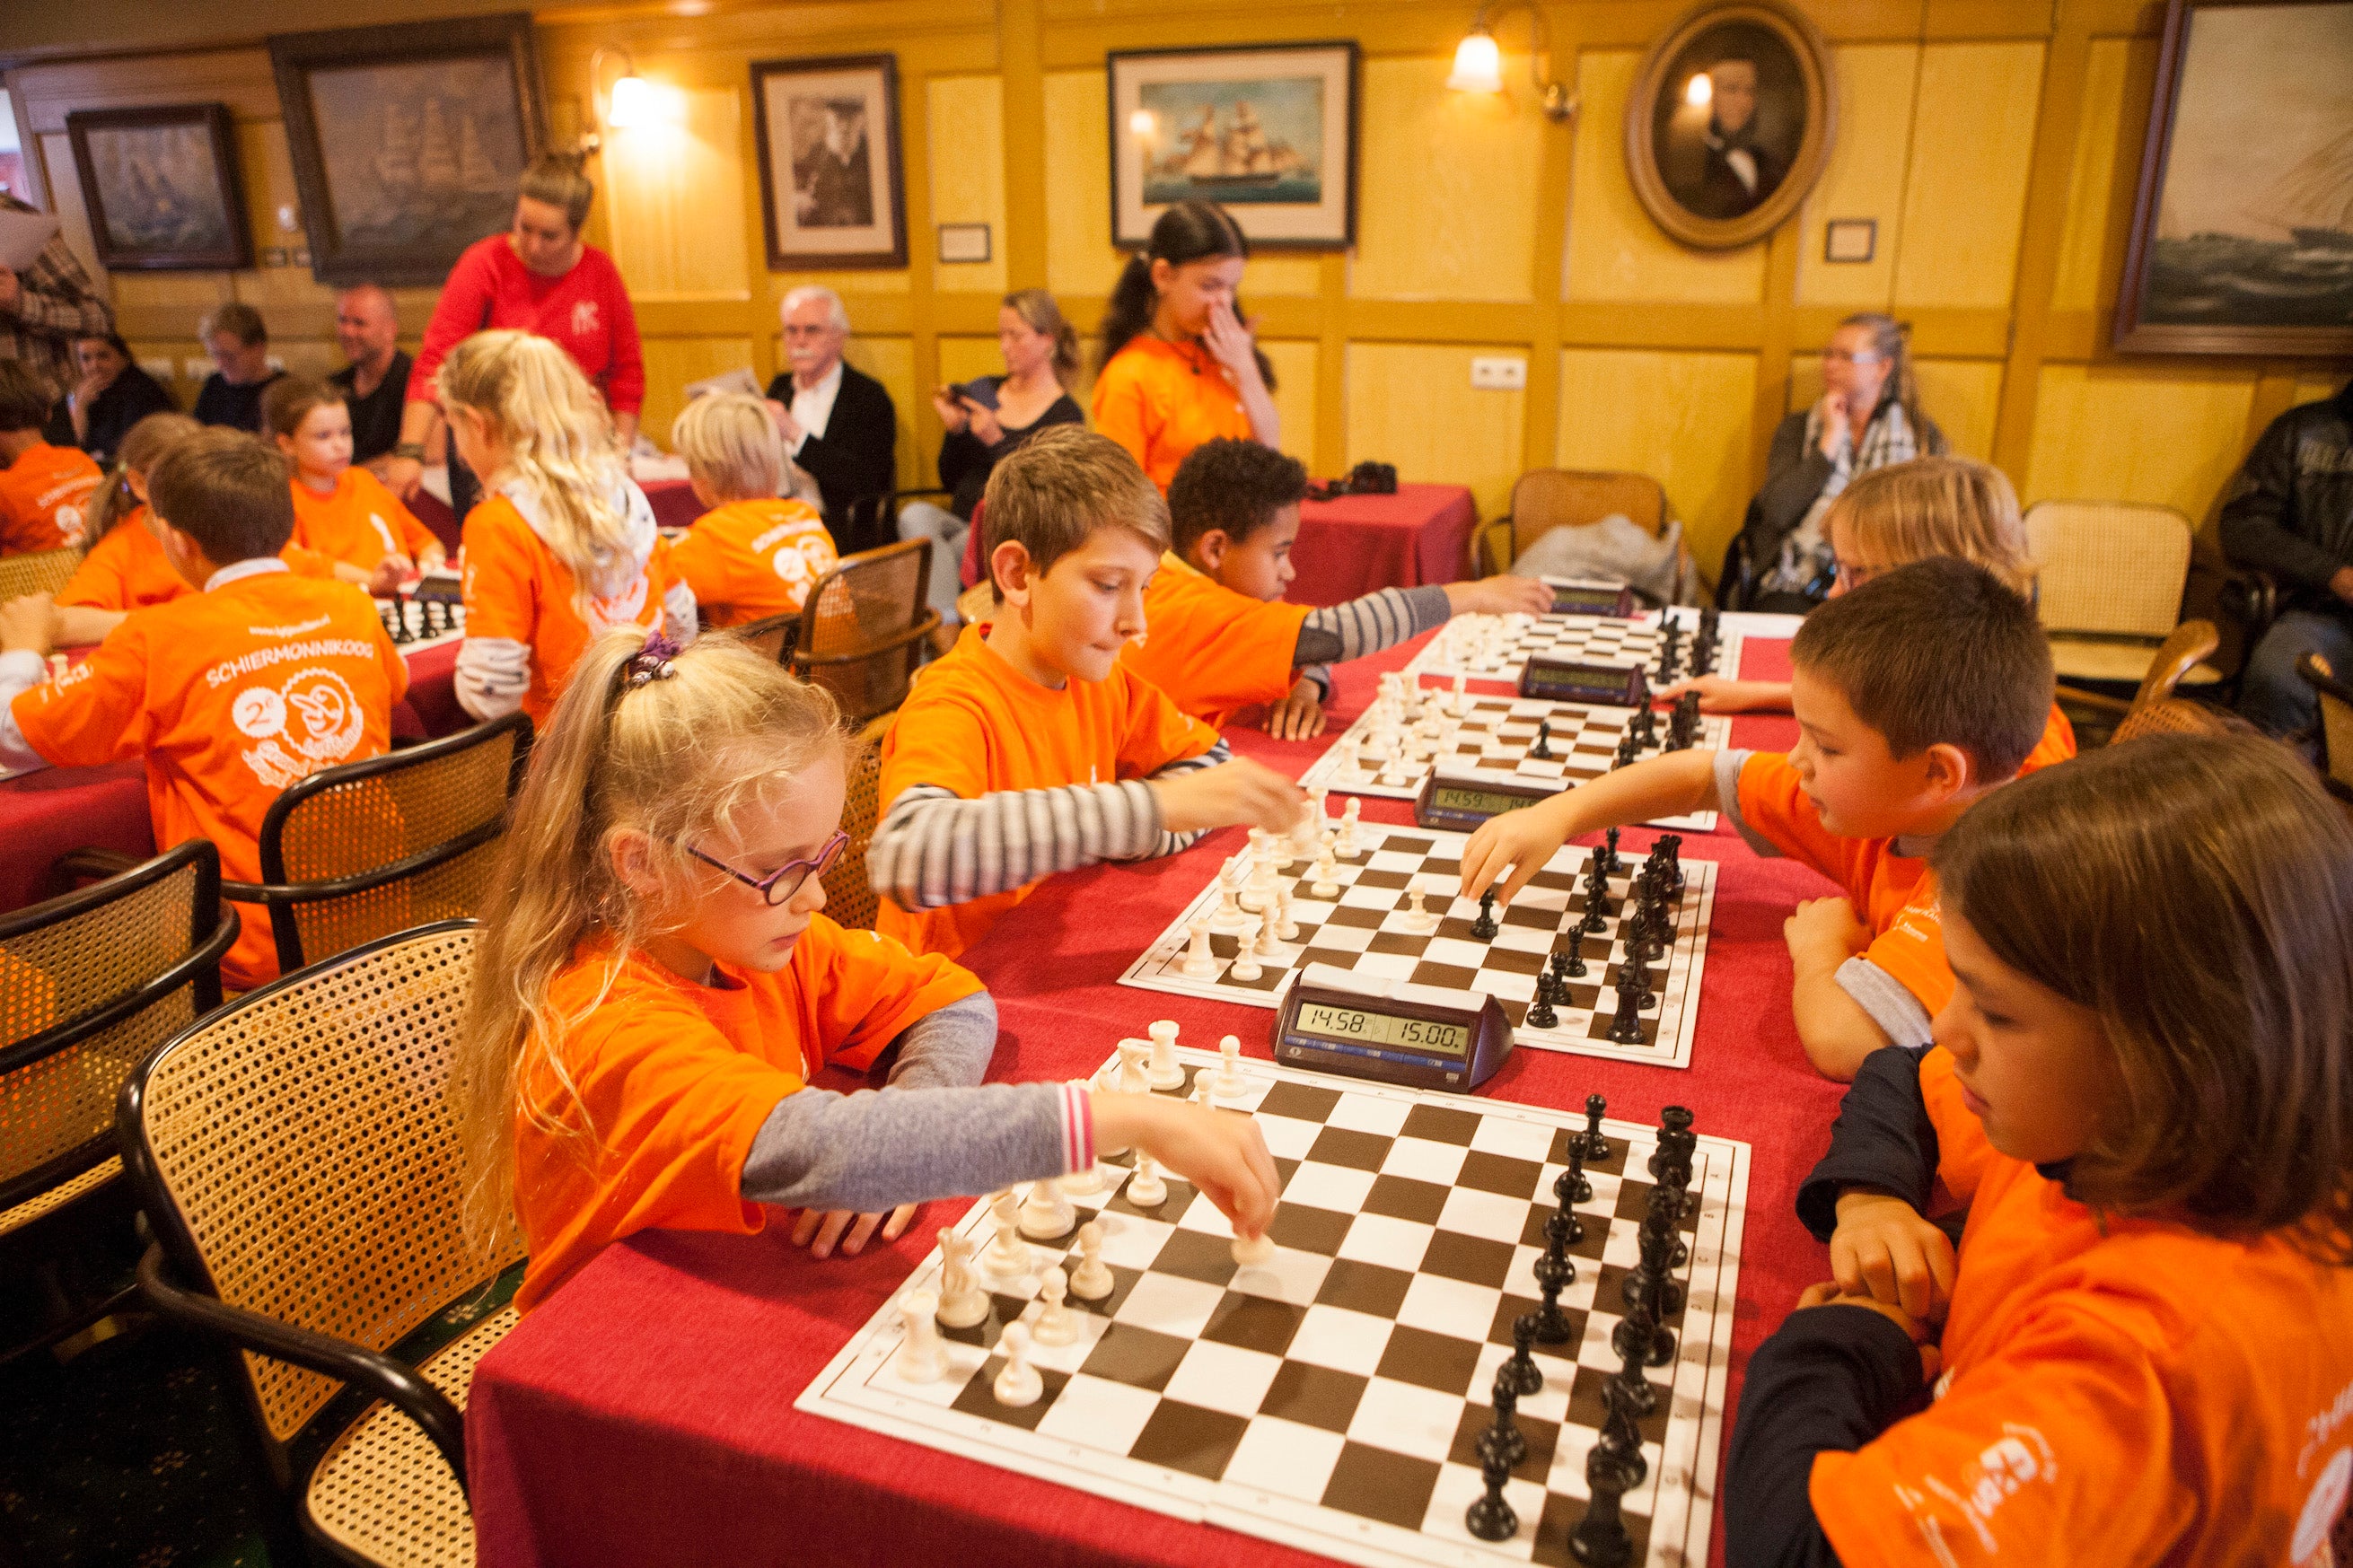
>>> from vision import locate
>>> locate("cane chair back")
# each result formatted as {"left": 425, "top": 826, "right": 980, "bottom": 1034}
{"left": 0, "top": 841, "right": 231, "bottom": 1236}
{"left": 0, "top": 546, "right": 84, "bottom": 604}
{"left": 2024, "top": 502, "right": 2222, "bottom": 688}
{"left": 955, "top": 579, "right": 995, "bottom": 628}
{"left": 2111, "top": 697, "right": 2239, "bottom": 744}
{"left": 2301, "top": 654, "right": 2353, "bottom": 801}
{"left": 793, "top": 538, "right": 940, "bottom": 724}
{"left": 821, "top": 715, "right": 893, "bottom": 931}
{"left": 728, "top": 611, "right": 802, "bottom": 665}
{"left": 251, "top": 713, "right": 529, "bottom": 975}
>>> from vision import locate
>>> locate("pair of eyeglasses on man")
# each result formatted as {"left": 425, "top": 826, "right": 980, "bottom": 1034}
{"left": 689, "top": 829, "right": 849, "bottom": 906}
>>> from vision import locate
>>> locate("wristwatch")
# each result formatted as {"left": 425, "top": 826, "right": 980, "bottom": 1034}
{"left": 393, "top": 442, "right": 426, "bottom": 460}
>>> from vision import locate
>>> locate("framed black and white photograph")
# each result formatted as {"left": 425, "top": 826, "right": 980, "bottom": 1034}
{"left": 1625, "top": 0, "right": 1836, "bottom": 250}
{"left": 1110, "top": 41, "right": 1359, "bottom": 250}
{"left": 751, "top": 54, "right": 909, "bottom": 271}
{"left": 66, "top": 104, "right": 252, "bottom": 272}
{"left": 268, "top": 13, "right": 546, "bottom": 286}
{"left": 2115, "top": 0, "right": 2353, "bottom": 356}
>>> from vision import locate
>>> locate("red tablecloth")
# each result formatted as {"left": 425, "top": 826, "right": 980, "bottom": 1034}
{"left": 468, "top": 631, "right": 1837, "bottom": 1568}
{"left": 410, "top": 477, "right": 701, "bottom": 552}
{"left": 1287, "top": 485, "right": 1479, "bottom": 609}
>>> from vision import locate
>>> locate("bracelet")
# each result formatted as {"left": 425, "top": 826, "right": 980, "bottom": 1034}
{"left": 393, "top": 442, "right": 426, "bottom": 460}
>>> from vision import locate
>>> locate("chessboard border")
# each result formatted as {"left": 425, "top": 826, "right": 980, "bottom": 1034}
{"left": 795, "top": 1047, "right": 1752, "bottom": 1568}
{"left": 1402, "top": 606, "right": 1744, "bottom": 689}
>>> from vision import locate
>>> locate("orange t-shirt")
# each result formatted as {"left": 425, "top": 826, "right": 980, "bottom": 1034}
{"left": 1810, "top": 1070, "right": 2353, "bottom": 1566}
{"left": 460, "top": 492, "right": 681, "bottom": 729}
{"left": 0, "top": 442, "right": 102, "bottom": 554}
{"left": 57, "top": 509, "right": 191, "bottom": 611}
{"left": 288, "top": 467, "right": 438, "bottom": 571}
{"left": 11, "top": 564, "right": 408, "bottom": 989}
{"left": 1120, "top": 550, "right": 1312, "bottom": 730}
{"left": 2024, "top": 700, "right": 2076, "bottom": 774}
{"left": 876, "top": 621, "right": 1219, "bottom": 958}
{"left": 669, "top": 496, "right": 838, "bottom": 628}
{"left": 1088, "top": 337, "right": 1254, "bottom": 493}
{"left": 511, "top": 920, "right": 983, "bottom": 1312}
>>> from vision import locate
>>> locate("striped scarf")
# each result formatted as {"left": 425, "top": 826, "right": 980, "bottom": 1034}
{"left": 1764, "top": 400, "right": 1922, "bottom": 595}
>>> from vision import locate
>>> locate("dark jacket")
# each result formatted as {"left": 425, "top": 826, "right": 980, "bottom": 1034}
{"left": 1723, "top": 407, "right": 1946, "bottom": 606}
{"left": 44, "top": 364, "right": 179, "bottom": 467}
{"left": 193, "top": 369, "right": 285, "bottom": 434}
{"left": 2218, "top": 381, "right": 2353, "bottom": 610}
{"left": 766, "top": 362, "right": 897, "bottom": 546}
{"left": 330, "top": 349, "right": 414, "bottom": 466}
{"left": 936, "top": 377, "right": 1085, "bottom": 519}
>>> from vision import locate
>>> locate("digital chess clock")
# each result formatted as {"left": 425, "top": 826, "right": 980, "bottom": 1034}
{"left": 1520, "top": 654, "right": 1648, "bottom": 708}
{"left": 1542, "top": 579, "right": 1637, "bottom": 618}
{"left": 1275, "top": 964, "right": 1514, "bottom": 1091}
{"left": 413, "top": 569, "right": 462, "bottom": 605}
{"left": 1415, "top": 772, "right": 1558, "bottom": 832}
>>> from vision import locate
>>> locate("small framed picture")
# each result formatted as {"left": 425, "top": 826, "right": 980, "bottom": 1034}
{"left": 751, "top": 53, "right": 909, "bottom": 271}
{"left": 937, "top": 223, "right": 992, "bottom": 264}
{"left": 1823, "top": 218, "right": 1876, "bottom": 263}
{"left": 66, "top": 103, "right": 253, "bottom": 272}
{"left": 1109, "top": 40, "right": 1360, "bottom": 250}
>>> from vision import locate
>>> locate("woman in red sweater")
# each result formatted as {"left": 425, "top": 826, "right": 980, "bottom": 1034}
{"left": 379, "top": 152, "right": 645, "bottom": 517}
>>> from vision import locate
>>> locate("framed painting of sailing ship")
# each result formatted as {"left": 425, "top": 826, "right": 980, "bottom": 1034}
{"left": 751, "top": 55, "right": 909, "bottom": 270}
{"left": 65, "top": 104, "right": 251, "bottom": 271}
{"left": 1110, "top": 41, "right": 1359, "bottom": 250}
{"left": 2117, "top": 0, "right": 2353, "bottom": 355}
{"left": 268, "top": 14, "right": 546, "bottom": 288}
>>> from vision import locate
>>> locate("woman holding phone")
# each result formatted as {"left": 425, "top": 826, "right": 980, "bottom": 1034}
{"left": 899, "top": 288, "right": 1084, "bottom": 622}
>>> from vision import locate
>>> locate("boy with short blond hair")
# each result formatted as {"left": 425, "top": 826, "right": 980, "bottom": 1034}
{"left": 1121, "top": 439, "right": 1555, "bottom": 736}
{"left": 1462, "top": 557, "right": 2055, "bottom": 1081}
{"left": 667, "top": 391, "right": 837, "bottom": 627}
{"left": 0, "top": 359, "right": 101, "bottom": 554}
{"left": 869, "top": 426, "right": 1302, "bottom": 958}
{"left": 0, "top": 428, "right": 407, "bottom": 991}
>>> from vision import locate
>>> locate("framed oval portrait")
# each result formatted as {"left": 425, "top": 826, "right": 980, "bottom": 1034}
{"left": 1625, "top": 0, "right": 1837, "bottom": 250}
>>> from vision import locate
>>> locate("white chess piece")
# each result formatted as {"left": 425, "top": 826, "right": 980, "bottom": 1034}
{"left": 1210, "top": 874, "right": 1245, "bottom": 932}
{"left": 1031, "top": 1266, "right": 1081, "bottom": 1346}
{"left": 1255, "top": 911, "right": 1293, "bottom": 963}
{"left": 1272, "top": 883, "right": 1299, "bottom": 941}
{"left": 993, "top": 1321, "right": 1043, "bottom": 1407}
{"left": 1193, "top": 1073, "right": 1216, "bottom": 1109}
{"left": 1308, "top": 787, "right": 1329, "bottom": 837}
{"left": 1229, "top": 919, "right": 1264, "bottom": 981}
{"left": 1339, "top": 799, "right": 1362, "bottom": 856}
{"left": 1215, "top": 1035, "right": 1247, "bottom": 1098}
{"left": 1059, "top": 1158, "right": 1104, "bottom": 1196}
{"left": 935, "top": 1230, "right": 990, "bottom": 1328}
{"left": 1018, "top": 1177, "right": 1077, "bottom": 1240}
{"left": 1180, "top": 916, "right": 1217, "bottom": 978}
{"left": 1126, "top": 1152, "right": 1168, "bottom": 1207}
{"left": 1231, "top": 1231, "right": 1276, "bottom": 1266}
{"left": 1067, "top": 1221, "right": 1114, "bottom": 1301}
{"left": 1451, "top": 673, "right": 1469, "bottom": 714}
{"left": 1241, "top": 849, "right": 1278, "bottom": 914}
{"left": 896, "top": 1291, "right": 950, "bottom": 1382}
{"left": 1404, "top": 887, "right": 1438, "bottom": 933}
{"left": 1147, "top": 1020, "right": 1185, "bottom": 1091}
{"left": 1311, "top": 845, "right": 1339, "bottom": 898}
{"left": 984, "top": 1190, "right": 1030, "bottom": 1279}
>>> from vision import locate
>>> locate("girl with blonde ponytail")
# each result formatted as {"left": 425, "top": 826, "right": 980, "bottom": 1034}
{"left": 439, "top": 329, "right": 695, "bottom": 727}
{"left": 452, "top": 626, "right": 1279, "bottom": 1310}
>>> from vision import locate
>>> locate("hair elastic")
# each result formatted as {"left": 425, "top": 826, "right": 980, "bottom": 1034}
{"left": 621, "top": 631, "right": 683, "bottom": 689}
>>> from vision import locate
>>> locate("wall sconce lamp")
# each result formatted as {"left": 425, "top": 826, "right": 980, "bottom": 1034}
{"left": 1447, "top": 3, "right": 1577, "bottom": 121}
{"left": 583, "top": 46, "right": 655, "bottom": 151}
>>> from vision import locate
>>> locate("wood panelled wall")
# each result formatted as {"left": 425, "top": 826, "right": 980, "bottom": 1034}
{"left": 10, "top": 0, "right": 2350, "bottom": 582}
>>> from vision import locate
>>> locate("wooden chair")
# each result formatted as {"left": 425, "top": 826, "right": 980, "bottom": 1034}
{"left": 2299, "top": 653, "right": 2353, "bottom": 802}
{"left": 1473, "top": 469, "right": 1669, "bottom": 575}
{"left": 726, "top": 611, "right": 803, "bottom": 666}
{"left": 2024, "top": 501, "right": 2225, "bottom": 693}
{"left": 0, "top": 840, "right": 235, "bottom": 1361}
{"left": 821, "top": 714, "right": 896, "bottom": 931}
{"left": 791, "top": 539, "right": 940, "bottom": 726}
{"left": 2059, "top": 618, "right": 2220, "bottom": 725}
{"left": 954, "top": 579, "right": 995, "bottom": 627}
{"left": 840, "top": 486, "right": 953, "bottom": 557}
{"left": 118, "top": 920, "right": 513, "bottom": 1568}
{"left": 0, "top": 546, "right": 85, "bottom": 603}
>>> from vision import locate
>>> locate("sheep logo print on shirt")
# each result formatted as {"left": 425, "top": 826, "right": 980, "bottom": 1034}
{"left": 759, "top": 518, "right": 833, "bottom": 594}
{"left": 231, "top": 662, "right": 371, "bottom": 790}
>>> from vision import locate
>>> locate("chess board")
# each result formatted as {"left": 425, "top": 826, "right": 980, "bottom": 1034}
{"left": 1404, "top": 609, "right": 1742, "bottom": 688}
{"left": 1296, "top": 697, "right": 1732, "bottom": 833}
{"left": 797, "top": 1047, "right": 1750, "bottom": 1568}
{"left": 375, "top": 592, "right": 465, "bottom": 652}
{"left": 1119, "top": 825, "right": 1716, "bottom": 1071}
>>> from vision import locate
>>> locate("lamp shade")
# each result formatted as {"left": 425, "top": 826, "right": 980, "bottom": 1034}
{"left": 1446, "top": 28, "right": 1504, "bottom": 94}
{"left": 608, "top": 74, "right": 654, "bottom": 128}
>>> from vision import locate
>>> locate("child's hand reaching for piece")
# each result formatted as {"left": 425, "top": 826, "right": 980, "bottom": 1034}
{"left": 793, "top": 1202, "right": 919, "bottom": 1259}
{"left": 1458, "top": 799, "right": 1572, "bottom": 910}
{"left": 1263, "top": 679, "right": 1327, "bottom": 740}
{"left": 1153, "top": 757, "right": 1304, "bottom": 836}
{"left": 1444, "top": 574, "right": 1558, "bottom": 618}
{"left": 1793, "top": 1280, "right": 1942, "bottom": 1383}
{"left": 1653, "top": 675, "right": 1790, "bottom": 714}
{"left": 1094, "top": 1090, "right": 1281, "bottom": 1243}
{"left": 1831, "top": 1188, "right": 1956, "bottom": 1322}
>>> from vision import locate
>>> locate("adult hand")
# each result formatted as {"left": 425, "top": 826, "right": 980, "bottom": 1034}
{"left": 0, "top": 268, "right": 19, "bottom": 314}
{"left": 1444, "top": 574, "right": 1558, "bottom": 618}
{"left": 367, "top": 555, "right": 414, "bottom": 596}
{"left": 1201, "top": 299, "right": 1263, "bottom": 387}
{"left": 930, "top": 385, "right": 970, "bottom": 434}
{"left": 1792, "top": 1281, "right": 1942, "bottom": 1383}
{"left": 1264, "top": 679, "right": 1327, "bottom": 740}
{"left": 1831, "top": 1189, "right": 1957, "bottom": 1322}
{"left": 380, "top": 455, "right": 425, "bottom": 502}
{"left": 1151, "top": 757, "right": 1304, "bottom": 837}
{"left": 766, "top": 398, "right": 805, "bottom": 448}
{"left": 1785, "top": 896, "right": 1871, "bottom": 968}
{"left": 2331, "top": 565, "right": 2353, "bottom": 606}
{"left": 1818, "top": 390, "right": 1851, "bottom": 458}
{"left": 1654, "top": 675, "right": 1789, "bottom": 714}
{"left": 965, "top": 403, "right": 1005, "bottom": 447}
{"left": 0, "top": 592, "right": 56, "bottom": 657}
{"left": 791, "top": 1203, "right": 919, "bottom": 1259}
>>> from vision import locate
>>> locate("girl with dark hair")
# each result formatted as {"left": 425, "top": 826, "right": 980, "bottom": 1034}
{"left": 1089, "top": 200, "right": 1279, "bottom": 492}
{"left": 44, "top": 332, "right": 179, "bottom": 466}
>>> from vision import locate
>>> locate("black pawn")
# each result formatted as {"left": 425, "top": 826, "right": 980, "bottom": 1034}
{"left": 1524, "top": 970, "right": 1559, "bottom": 1031}
{"left": 1613, "top": 1272, "right": 1677, "bottom": 1371}
{"left": 1582, "top": 1093, "right": 1611, "bottom": 1161}
{"left": 1466, "top": 1456, "right": 1517, "bottom": 1541}
{"left": 1471, "top": 889, "right": 1500, "bottom": 940}
{"left": 1560, "top": 930, "right": 1587, "bottom": 979}
{"left": 1594, "top": 1374, "right": 1649, "bottom": 1486}
{"left": 1484, "top": 1370, "right": 1530, "bottom": 1467}
{"left": 391, "top": 596, "right": 416, "bottom": 645}
{"left": 1611, "top": 734, "right": 1637, "bottom": 769}
{"left": 1569, "top": 1448, "right": 1635, "bottom": 1566}
{"left": 1556, "top": 1134, "right": 1592, "bottom": 1205}
{"left": 1532, "top": 1218, "right": 1578, "bottom": 1344}
{"left": 1601, "top": 826, "right": 1621, "bottom": 875}
{"left": 1503, "top": 1313, "right": 1544, "bottom": 1397}
{"left": 1530, "top": 718, "right": 1553, "bottom": 760}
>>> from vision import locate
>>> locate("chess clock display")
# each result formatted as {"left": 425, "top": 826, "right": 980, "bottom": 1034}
{"left": 1519, "top": 655, "right": 1648, "bottom": 708}
{"left": 1414, "top": 771, "right": 1556, "bottom": 832}
{"left": 1543, "top": 581, "right": 1637, "bottom": 618}
{"left": 1274, "top": 964, "right": 1513, "bottom": 1091}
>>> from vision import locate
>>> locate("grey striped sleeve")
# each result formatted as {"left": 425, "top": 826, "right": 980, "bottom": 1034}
{"left": 1141, "top": 737, "right": 1231, "bottom": 858}
{"left": 740, "top": 1080, "right": 1073, "bottom": 1213}
{"left": 1296, "top": 585, "right": 1451, "bottom": 665}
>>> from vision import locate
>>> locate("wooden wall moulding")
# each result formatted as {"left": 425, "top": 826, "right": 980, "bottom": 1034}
{"left": 1624, "top": 0, "right": 1838, "bottom": 251}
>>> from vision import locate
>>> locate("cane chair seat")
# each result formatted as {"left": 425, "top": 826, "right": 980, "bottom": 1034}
{"left": 0, "top": 546, "right": 84, "bottom": 603}
{"left": 794, "top": 539, "right": 940, "bottom": 725}
{"left": 821, "top": 714, "right": 893, "bottom": 932}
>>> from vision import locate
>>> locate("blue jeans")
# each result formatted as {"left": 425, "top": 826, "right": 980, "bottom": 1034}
{"left": 897, "top": 500, "right": 970, "bottom": 624}
{"left": 2236, "top": 606, "right": 2353, "bottom": 737}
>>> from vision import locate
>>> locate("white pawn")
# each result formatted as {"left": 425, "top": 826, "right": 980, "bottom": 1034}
{"left": 1067, "top": 1221, "right": 1114, "bottom": 1301}
{"left": 935, "top": 1230, "right": 989, "bottom": 1328}
{"left": 1126, "top": 1152, "right": 1168, "bottom": 1207}
{"left": 1032, "top": 1265, "right": 1081, "bottom": 1346}
{"left": 1147, "top": 1019, "right": 1185, "bottom": 1091}
{"left": 1231, "top": 1231, "right": 1276, "bottom": 1266}
{"left": 983, "top": 1189, "right": 1030, "bottom": 1279}
{"left": 1255, "top": 910, "right": 1293, "bottom": 963}
{"left": 1311, "top": 845, "right": 1339, "bottom": 898}
{"left": 1215, "top": 1034, "right": 1247, "bottom": 1098}
{"left": 1271, "top": 883, "right": 1299, "bottom": 941}
{"left": 1192, "top": 1073, "right": 1216, "bottom": 1109}
{"left": 1180, "top": 916, "right": 1217, "bottom": 978}
{"left": 1403, "top": 887, "right": 1438, "bottom": 933}
{"left": 993, "top": 1321, "right": 1043, "bottom": 1407}
{"left": 1451, "top": 673, "right": 1469, "bottom": 715}
{"left": 1210, "top": 860, "right": 1247, "bottom": 931}
{"left": 1229, "top": 919, "right": 1264, "bottom": 981}
{"left": 896, "top": 1291, "right": 950, "bottom": 1382}
{"left": 1339, "top": 799, "right": 1363, "bottom": 856}
{"left": 1018, "top": 1177, "right": 1076, "bottom": 1240}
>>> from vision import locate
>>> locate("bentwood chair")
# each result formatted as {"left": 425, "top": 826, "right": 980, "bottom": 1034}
{"left": 2024, "top": 502, "right": 2226, "bottom": 695}
{"left": 791, "top": 539, "right": 940, "bottom": 725}
{"left": 0, "top": 545, "right": 85, "bottom": 603}
{"left": 840, "top": 486, "right": 953, "bottom": 557}
{"left": 1474, "top": 469, "right": 1671, "bottom": 574}
{"left": 2299, "top": 653, "right": 2353, "bottom": 802}
{"left": 118, "top": 920, "right": 514, "bottom": 1568}
{"left": 821, "top": 714, "right": 896, "bottom": 932}
{"left": 727, "top": 611, "right": 803, "bottom": 666}
{"left": 0, "top": 840, "right": 235, "bottom": 1361}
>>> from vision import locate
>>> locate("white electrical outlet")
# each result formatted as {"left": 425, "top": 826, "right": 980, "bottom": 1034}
{"left": 1470, "top": 355, "right": 1527, "bottom": 390}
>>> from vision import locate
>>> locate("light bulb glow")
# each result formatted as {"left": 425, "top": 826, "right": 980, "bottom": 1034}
{"left": 608, "top": 74, "right": 654, "bottom": 128}
{"left": 1446, "top": 30, "right": 1505, "bottom": 94}
{"left": 1684, "top": 72, "right": 1713, "bottom": 108}
{"left": 1128, "top": 109, "right": 1156, "bottom": 137}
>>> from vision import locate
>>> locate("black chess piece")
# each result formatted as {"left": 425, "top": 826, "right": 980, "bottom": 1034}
{"left": 1524, "top": 970, "right": 1559, "bottom": 1031}
{"left": 1568, "top": 1446, "right": 1635, "bottom": 1567}
{"left": 1657, "top": 835, "right": 1686, "bottom": 896}
{"left": 390, "top": 595, "right": 415, "bottom": 645}
{"left": 1692, "top": 637, "right": 1716, "bottom": 678}
{"left": 1530, "top": 1248, "right": 1576, "bottom": 1346}
{"left": 1580, "top": 890, "right": 1610, "bottom": 938}
{"left": 1465, "top": 1449, "right": 1518, "bottom": 1542}
{"left": 1560, "top": 930, "right": 1587, "bottom": 979}
{"left": 1582, "top": 1093, "right": 1611, "bottom": 1161}
{"left": 1649, "top": 1106, "right": 1696, "bottom": 1176}
{"left": 1611, "top": 734, "right": 1637, "bottom": 770}
{"left": 1556, "top": 1134, "right": 1593, "bottom": 1205}
{"left": 1503, "top": 1313, "right": 1544, "bottom": 1396}
{"left": 1484, "top": 1371, "right": 1530, "bottom": 1467}
{"left": 1612, "top": 1271, "right": 1677, "bottom": 1371}
{"left": 1594, "top": 1373, "right": 1649, "bottom": 1486}
{"left": 1607, "top": 967, "right": 1646, "bottom": 1044}
{"left": 1530, "top": 718, "right": 1553, "bottom": 760}
{"left": 1601, "top": 826, "right": 1621, "bottom": 876}
{"left": 1471, "top": 890, "right": 1500, "bottom": 941}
